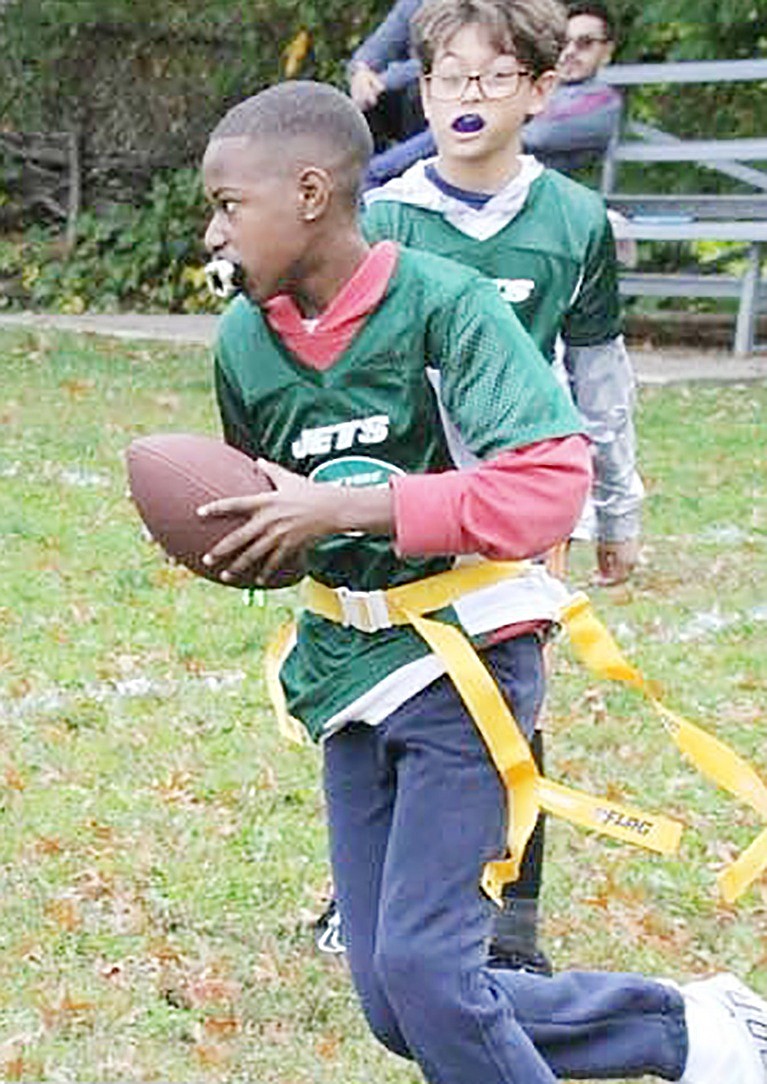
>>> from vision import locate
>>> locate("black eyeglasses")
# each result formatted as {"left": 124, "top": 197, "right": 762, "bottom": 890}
{"left": 425, "top": 67, "right": 530, "bottom": 101}
{"left": 565, "top": 34, "right": 608, "bottom": 50}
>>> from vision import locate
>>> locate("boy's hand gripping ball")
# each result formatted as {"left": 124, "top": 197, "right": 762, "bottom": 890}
{"left": 125, "top": 433, "right": 304, "bottom": 588}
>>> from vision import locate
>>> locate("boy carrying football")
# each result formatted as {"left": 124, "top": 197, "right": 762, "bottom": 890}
{"left": 196, "top": 79, "right": 767, "bottom": 1084}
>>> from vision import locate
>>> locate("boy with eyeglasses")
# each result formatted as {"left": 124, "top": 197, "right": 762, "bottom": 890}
{"left": 362, "top": 0, "right": 642, "bottom": 973}
{"left": 359, "top": 0, "right": 621, "bottom": 184}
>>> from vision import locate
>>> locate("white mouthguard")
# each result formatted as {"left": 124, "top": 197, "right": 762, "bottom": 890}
{"left": 204, "top": 258, "right": 240, "bottom": 299}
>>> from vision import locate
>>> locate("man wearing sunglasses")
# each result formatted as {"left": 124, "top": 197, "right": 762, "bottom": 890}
{"left": 523, "top": 0, "right": 621, "bottom": 171}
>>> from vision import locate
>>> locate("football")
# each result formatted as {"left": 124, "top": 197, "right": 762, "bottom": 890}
{"left": 125, "top": 433, "right": 304, "bottom": 588}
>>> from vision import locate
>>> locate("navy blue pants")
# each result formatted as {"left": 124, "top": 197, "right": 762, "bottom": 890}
{"left": 323, "top": 636, "right": 688, "bottom": 1083}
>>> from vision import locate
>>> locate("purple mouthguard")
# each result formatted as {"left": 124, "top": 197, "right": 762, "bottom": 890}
{"left": 452, "top": 114, "right": 485, "bottom": 133}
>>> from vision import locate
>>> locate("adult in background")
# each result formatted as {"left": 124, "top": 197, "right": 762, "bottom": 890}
{"left": 523, "top": 0, "right": 621, "bottom": 171}
{"left": 347, "top": 0, "right": 426, "bottom": 154}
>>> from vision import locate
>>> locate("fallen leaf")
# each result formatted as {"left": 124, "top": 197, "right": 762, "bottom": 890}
{"left": 74, "top": 868, "right": 115, "bottom": 900}
{"left": 186, "top": 975, "right": 242, "bottom": 1008}
{"left": 4, "top": 765, "right": 26, "bottom": 791}
{"left": 18, "top": 939, "right": 44, "bottom": 965}
{"left": 193, "top": 1041, "right": 231, "bottom": 1067}
{"left": 150, "top": 940, "right": 184, "bottom": 966}
{"left": 7, "top": 678, "right": 32, "bottom": 700}
{"left": 203, "top": 1016, "right": 241, "bottom": 1037}
{"left": 2, "top": 1054, "right": 26, "bottom": 1081}
{"left": 38, "top": 989, "right": 95, "bottom": 1030}
{"left": 33, "top": 837, "right": 62, "bottom": 856}
{"left": 581, "top": 893, "right": 611, "bottom": 911}
{"left": 44, "top": 897, "right": 82, "bottom": 932}
{"left": 60, "top": 992, "right": 96, "bottom": 1015}
{"left": 154, "top": 769, "right": 198, "bottom": 805}
{"left": 316, "top": 1032, "right": 341, "bottom": 1060}
{"left": 60, "top": 379, "right": 95, "bottom": 398}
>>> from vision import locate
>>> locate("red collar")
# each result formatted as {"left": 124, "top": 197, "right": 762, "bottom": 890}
{"left": 263, "top": 241, "right": 398, "bottom": 370}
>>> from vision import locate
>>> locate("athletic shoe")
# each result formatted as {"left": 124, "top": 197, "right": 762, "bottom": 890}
{"left": 314, "top": 898, "right": 346, "bottom": 956}
{"left": 682, "top": 973, "right": 767, "bottom": 1083}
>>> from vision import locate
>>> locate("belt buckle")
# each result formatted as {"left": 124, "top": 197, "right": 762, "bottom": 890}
{"left": 337, "top": 587, "right": 391, "bottom": 634}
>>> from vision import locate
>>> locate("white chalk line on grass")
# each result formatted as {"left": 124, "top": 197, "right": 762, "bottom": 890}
{"left": 1, "top": 459, "right": 113, "bottom": 488}
{"left": 605, "top": 602, "right": 767, "bottom": 648}
{"left": 0, "top": 669, "right": 247, "bottom": 722}
{"left": 676, "top": 603, "right": 767, "bottom": 643}
{"left": 603, "top": 603, "right": 767, "bottom": 656}
{"left": 4, "top": 599, "right": 766, "bottom": 723}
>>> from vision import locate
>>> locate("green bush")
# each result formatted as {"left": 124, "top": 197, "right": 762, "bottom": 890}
{"left": 0, "top": 168, "right": 218, "bottom": 314}
{"left": 1, "top": 0, "right": 765, "bottom": 313}
{"left": 0, "top": 0, "right": 382, "bottom": 146}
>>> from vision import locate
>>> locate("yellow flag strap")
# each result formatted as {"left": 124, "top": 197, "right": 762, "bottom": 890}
{"left": 299, "top": 566, "right": 682, "bottom": 903}
{"left": 304, "top": 560, "right": 532, "bottom": 631}
{"left": 263, "top": 619, "right": 307, "bottom": 746}
{"left": 267, "top": 562, "right": 531, "bottom": 742}
{"left": 407, "top": 610, "right": 681, "bottom": 902}
{"left": 560, "top": 593, "right": 767, "bottom": 902}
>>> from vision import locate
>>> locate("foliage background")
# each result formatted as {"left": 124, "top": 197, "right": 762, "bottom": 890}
{"left": 0, "top": 0, "right": 766, "bottom": 313}
{"left": 2, "top": 0, "right": 764, "bottom": 150}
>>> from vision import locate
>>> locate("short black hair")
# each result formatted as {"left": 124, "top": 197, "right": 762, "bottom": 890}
{"left": 566, "top": 0, "right": 615, "bottom": 40}
{"left": 209, "top": 81, "right": 374, "bottom": 208}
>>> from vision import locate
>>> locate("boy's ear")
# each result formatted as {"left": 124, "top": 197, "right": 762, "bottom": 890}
{"left": 525, "top": 69, "right": 558, "bottom": 119}
{"left": 297, "top": 166, "right": 333, "bottom": 222}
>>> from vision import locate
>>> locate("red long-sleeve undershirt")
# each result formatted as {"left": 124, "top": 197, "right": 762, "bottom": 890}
{"left": 264, "top": 241, "right": 593, "bottom": 564}
{"left": 392, "top": 435, "right": 592, "bottom": 561}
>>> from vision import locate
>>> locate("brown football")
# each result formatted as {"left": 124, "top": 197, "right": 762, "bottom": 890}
{"left": 125, "top": 433, "right": 304, "bottom": 588}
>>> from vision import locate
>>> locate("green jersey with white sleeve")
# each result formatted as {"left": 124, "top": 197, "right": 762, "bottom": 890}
{"left": 364, "top": 158, "right": 643, "bottom": 543}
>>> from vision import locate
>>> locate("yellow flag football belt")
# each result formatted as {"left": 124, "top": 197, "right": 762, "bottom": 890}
{"left": 266, "top": 561, "right": 767, "bottom": 904}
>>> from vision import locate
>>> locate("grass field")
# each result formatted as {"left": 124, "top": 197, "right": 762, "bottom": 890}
{"left": 1, "top": 325, "right": 766, "bottom": 1083}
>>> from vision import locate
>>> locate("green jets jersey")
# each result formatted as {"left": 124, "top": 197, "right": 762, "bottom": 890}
{"left": 364, "top": 160, "right": 621, "bottom": 363}
{"left": 214, "top": 246, "right": 581, "bottom": 740}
